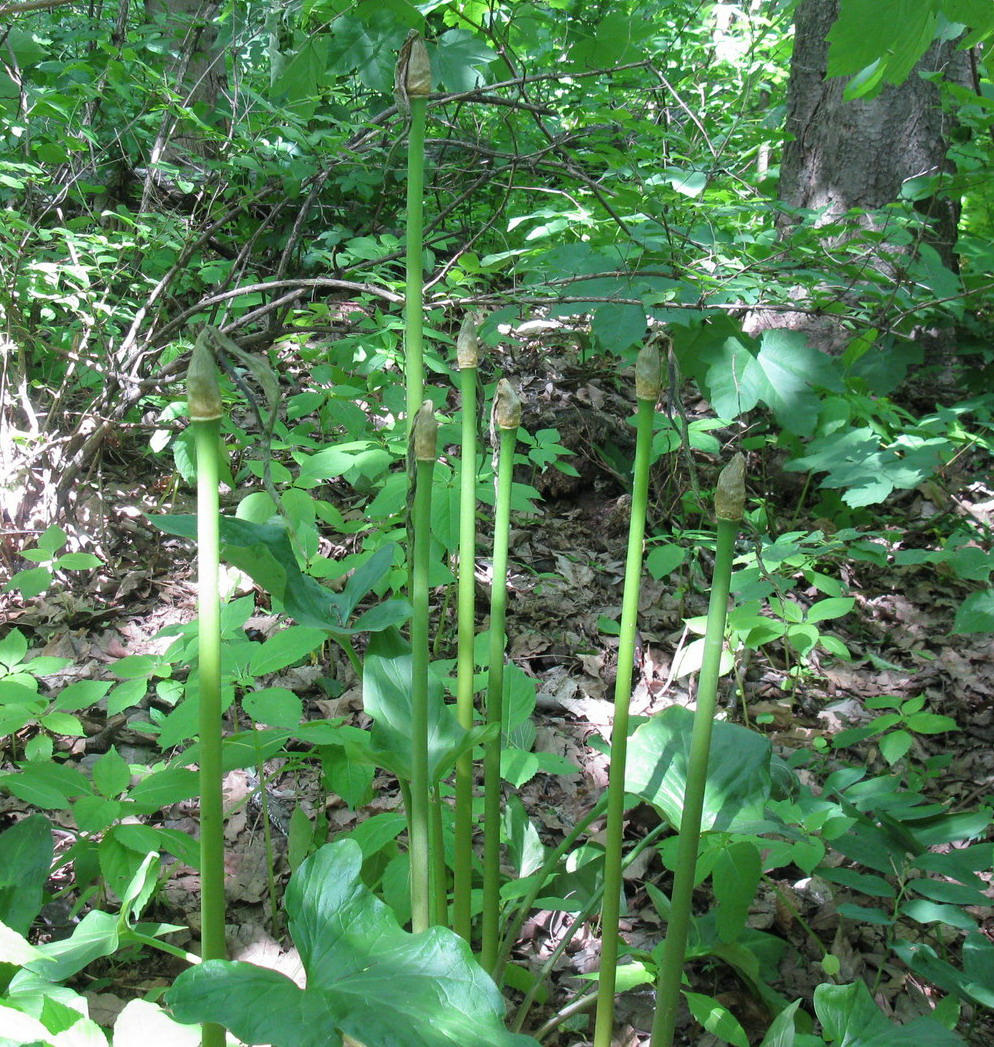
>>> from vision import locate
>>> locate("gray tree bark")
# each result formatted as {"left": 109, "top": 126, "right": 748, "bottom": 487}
{"left": 141, "top": 0, "right": 228, "bottom": 208}
{"left": 749, "top": 0, "right": 969, "bottom": 354}
{"left": 781, "top": 0, "right": 964, "bottom": 265}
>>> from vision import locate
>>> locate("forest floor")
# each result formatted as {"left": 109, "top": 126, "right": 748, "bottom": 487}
{"left": 3, "top": 331, "right": 994, "bottom": 1046}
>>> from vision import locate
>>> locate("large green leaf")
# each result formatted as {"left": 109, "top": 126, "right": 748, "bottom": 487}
{"left": 433, "top": 28, "right": 497, "bottom": 91}
{"left": 151, "top": 516, "right": 408, "bottom": 636}
{"left": 827, "top": 0, "right": 938, "bottom": 99}
{"left": 625, "top": 706, "right": 773, "bottom": 832}
{"left": 893, "top": 933, "right": 994, "bottom": 1009}
{"left": 756, "top": 999, "right": 810, "bottom": 1047}
{"left": 814, "top": 979, "right": 964, "bottom": 1045}
{"left": 362, "top": 629, "right": 495, "bottom": 782}
{"left": 741, "top": 331, "right": 844, "bottom": 437}
{"left": 0, "top": 815, "right": 53, "bottom": 935}
{"left": 166, "top": 840, "right": 537, "bottom": 1047}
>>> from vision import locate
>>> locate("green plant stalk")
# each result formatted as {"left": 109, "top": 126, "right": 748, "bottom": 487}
{"left": 453, "top": 361, "right": 479, "bottom": 942}
{"left": 495, "top": 793, "right": 608, "bottom": 980}
{"left": 592, "top": 394, "right": 657, "bottom": 1047}
{"left": 430, "top": 783, "right": 448, "bottom": 928}
{"left": 512, "top": 818, "right": 672, "bottom": 1035}
{"left": 188, "top": 336, "right": 227, "bottom": 1047}
{"left": 650, "top": 454, "right": 745, "bottom": 1047}
{"left": 481, "top": 408, "right": 519, "bottom": 972}
{"left": 404, "top": 94, "right": 427, "bottom": 433}
{"left": 409, "top": 449, "right": 435, "bottom": 933}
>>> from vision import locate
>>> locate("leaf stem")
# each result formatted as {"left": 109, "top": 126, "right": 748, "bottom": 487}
{"left": 405, "top": 95, "right": 427, "bottom": 432}
{"left": 481, "top": 399, "right": 519, "bottom": 972}
{"left": 192, "top": 412, "right": 226, "bottom": 1047}
{"left": 593, "top": 387, "right": 657, "bottom": 1046}
{"left": 409, "top": 448, "right": 435, "bottom": 933}
{"left": 454, "top": 360, "right": 480, "bottom": 942}
{"left": 650, "top": 455, "right": 744, "bottom": 1047}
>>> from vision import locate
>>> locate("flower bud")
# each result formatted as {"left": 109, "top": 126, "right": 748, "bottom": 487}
{"left": 715, "top": 452, "right": 746, "bottom": 521}
{"left": 456, "top": 313, "right": 480, "bottom": 370}
{"left": 493, "top": 379, "right": 522, "bottom": 430}
{"left": 635, "top": 340, "right": 663, "bottom": 402}
{"left": 395, "top": 31, "right": 431, "bottom": 107}
{"left": 412, "top": 399, "right": 437, "bottom": 462}
{"left": 187, "top": 329, "right": 223, "bottom": 422}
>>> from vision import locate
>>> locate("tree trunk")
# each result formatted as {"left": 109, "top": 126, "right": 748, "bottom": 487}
{"left": 749, "top": 0, "right": 969, "bottom": 354}
{"left": 141, "top": 0, "right": 228, "bottom": 206}
{"left": 782, "top": 0, "right": 963, "bottom": 264}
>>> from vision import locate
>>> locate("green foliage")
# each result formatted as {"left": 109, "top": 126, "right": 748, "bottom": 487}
{"left": 362, "top": 628, "right": 494, "bottom": 784}
{"left": 829, "top": 0, "right": 994, "bottom": 100}
{"left": 625, "top": 707, "right": 773, "bottom": 833}
{"left": 4, "top": 2, "right": 994, "bottom": 1043}
{"left": 832, "top": 694, "right": 958, "bottom": 767}
{"left": 167, "top": 840, "right": 538, "bottom": 1047}
{"left": 0, "top": 816, "right": 52, "bottom": 940}
{"left": 151, "top": 517, "right": 409, "bottom": 637}
{"left": 3, "top": 526, "right": 102, "bottom": 600}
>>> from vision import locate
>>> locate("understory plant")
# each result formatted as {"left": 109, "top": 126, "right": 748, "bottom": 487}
{"left": 482, "top": 378, "right": 523, "bottom": 971}
{"left": 593, "top": 338, "right": 663, "bottom": 1045}
{"left": 651, "top": 453, "right": 745, "bottom": 1047}
{"left": 186, "top": 330, "right": 228, "bottom": 1047}
{"left": 398, "top": 30, "right": 431, "bottom": 431}
{"left": 5, "top": 13, "right": 994, "bottom": 1047}
{"left": 453, "top": 313, "right": 482, "bottom": 943}
{"left": 408, "top": 399, "right": 439, "bottom": 932}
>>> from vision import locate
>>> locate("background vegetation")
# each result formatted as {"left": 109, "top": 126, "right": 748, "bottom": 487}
{"left": 3, "top": 1, "right": 994, "bottom": 1045}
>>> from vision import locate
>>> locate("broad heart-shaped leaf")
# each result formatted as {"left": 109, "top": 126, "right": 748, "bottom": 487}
{"left": 151, "top": 516, "right": 408, "bottom": 636}
{"left": 166, "top": 840, "right": 537, "bottom": 1047}
{"left": 0, "top": 814, "right": 53, "bottom": 935}
{"left": 827, "top": 0, "right": 936, "bottom": 96}
{"left": 625, "top": 706, "right": 772, "bottom": 832}
{"left": 740, "top": 330, "right": 844, "bottom": 437}
{"left": 363, "top": 628, "right": 495, "bottom": 782}
{"left": 814, "top": 979, "right": 964, "bottom": 1046}
{"left": 433, "top": 28, "right": 498, "bottom": 92}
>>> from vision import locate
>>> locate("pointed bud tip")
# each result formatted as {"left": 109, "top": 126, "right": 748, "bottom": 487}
{"left": 493, "top": 379, "right": 522, "bottom": 430}
{"left": 413, "top": 400, "right": 437, "bottom": 461}
{"left": 715, "top": 452, "right": 746, "bottom": 521}
{"left": 456, "top": 313, "right": 480, "bottom": 370}
{"left": 395, "top": 31, "right": 431, "bottom": 103}
{"left": 187, "top": 332, "right": 223, "bottom": 421}
{"left": 635, "top": 341, "right": 663, "bottom": 401}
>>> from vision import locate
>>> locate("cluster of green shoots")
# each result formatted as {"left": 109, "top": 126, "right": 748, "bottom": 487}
{"left": 182, "top": 30, "right": 746, "bottom": 1047}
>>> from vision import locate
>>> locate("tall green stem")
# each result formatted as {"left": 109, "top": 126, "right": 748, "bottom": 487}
{"left": 397, "top": 32, "right": 430, "bottom": 434}
{"left": 404, "top": 94, "right": 426, "bottom": 430}
{"left": 430, "top": 784, "right": 448, "bottom": 928}
{"left": 187, "top": 333, "right": 227, "bottom": 1047}
{"left": 481, "top": 380, "right": 521, "bottom": 972}
{"left": 593, "top": 344, "right": 662, "bottom": 1047}
{"left": 409, "top": 401, "right": 437, "bottom": 933}
{"left": 650, "top": 454, "right": 746, "bottom": 1047}
{"left": 454, "top": 316, "right": 480, "bottom": 942}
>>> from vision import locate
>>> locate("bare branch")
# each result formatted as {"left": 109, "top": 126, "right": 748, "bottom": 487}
{"left": 0, "top": 0, "right": 75, "bottom": 14}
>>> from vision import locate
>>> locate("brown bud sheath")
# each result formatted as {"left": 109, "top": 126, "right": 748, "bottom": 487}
{"left": 395, "top": 31, "right": 431, "bottom": 106}
{"left": 412, "top": 399, "right": 437, "bottom": 462}
{"left": 187, "top": 329, "right": 223, "bottom": 422}
{"left": 456, "top": 314, "right": 480, "bottom": 370}
{"left": 493, "top": 379, "right": 522, "bottom": 430}
{"left": 715, "top": 452, "right": 746, "bottom": 521}
{"left": 635, "top": 341, "right": 663, "bottom": 402}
